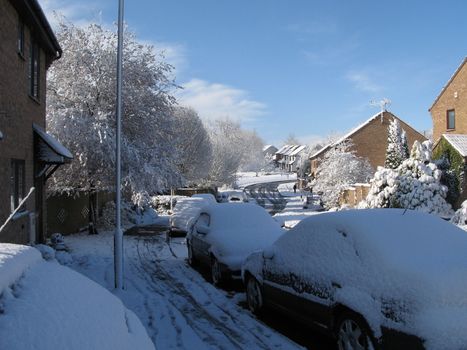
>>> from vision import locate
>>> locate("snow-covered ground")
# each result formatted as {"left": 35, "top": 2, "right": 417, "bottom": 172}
{"left": 0, "top": 244, "right": 154, "bottom": 350}
{"left": 236, "top": 171, "right": 297, "bottom": 189}
{"left": 273, "top": 183, "right": 323, "bottom": 228}
{"left": 61, "top": 231, "right": 302, "bottom": 350}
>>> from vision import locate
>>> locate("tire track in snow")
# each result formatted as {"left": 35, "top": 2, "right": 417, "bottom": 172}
{"left": 131, "top": 237, "right": 301, "bottom": 350}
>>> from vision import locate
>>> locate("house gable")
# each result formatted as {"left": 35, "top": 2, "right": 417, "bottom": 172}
{"left": 310, "top": 111, "right": 426, "bottom": 175}
{"left": 430, "top": 57, "right": 467, "bottom": 142}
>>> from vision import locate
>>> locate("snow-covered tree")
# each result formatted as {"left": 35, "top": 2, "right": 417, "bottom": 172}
{"left": 171, "top": 107, "right": 212, "bottom": 185}
{"left": 283, "top": 133, "right": 300, "bottom": 146}
{"left": 385, "top": 118, "right": 409, "bottom": 169}
{"left": 206, "top": 118, "right": 245, "bottom": 186}
{"left": 313, "top": 141, "right": 373, "bottom": 208}
{"left": 451, "top": 200, "right": 467, "bottom": 226}
{"left": 46, "top": 20, "right": 181, "bottom": 201}
{"left": 238, "top": 129, "right": 265, "bottom": 172}
{"left": 364, "top": 141, "right": 452, "bottom": 216}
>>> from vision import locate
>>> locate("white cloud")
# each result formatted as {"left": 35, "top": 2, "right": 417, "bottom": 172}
{"left": 346, "top": 71, "right": 382, "bottom": 93}
{"left": 39, "top": 0, "right": 104, "bottom": 28}
{"left": 177, "top": 79, "right": 267, "bottom": 122}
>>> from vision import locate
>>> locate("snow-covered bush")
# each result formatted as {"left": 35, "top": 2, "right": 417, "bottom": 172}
{"left": 385, "top": 118, "right": 409, "bottom": 169}
{"left": 451, "top": 200, "right": 467, "bottom": 226}
{"left": 98, "top": 201, "right": 158, "bottom": 230}
{"left": 364, "top": 141, "right": 453, "bottom": 216}
{"left": 313, "top": 141, "right": 373, "bottom": 208}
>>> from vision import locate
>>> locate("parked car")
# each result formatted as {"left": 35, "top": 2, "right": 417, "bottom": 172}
{"left": 170, "top": 196, "right": 216, "bottom": 235}
{"left": 187, "top": 203, "right": 284, "bottom": 285}
{"left": 242, "top": 209, "right": 467, "bottom": 350}
{"left": 216, "top": 190, "right": 249, "bottom": 203}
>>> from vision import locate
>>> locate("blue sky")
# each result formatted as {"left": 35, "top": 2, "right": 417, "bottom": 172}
{"left": 40, "top": 0, "right": 467, "bottom": 146}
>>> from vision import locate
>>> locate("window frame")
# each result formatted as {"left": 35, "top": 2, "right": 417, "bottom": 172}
{"left": 447, "top": 109, "right": 456, "bottom": 130}
{"left": 28, "top": 39, "right": 40, "bottom": 100}
{"left": 17, "top": 19, "right": 25, "bottom": 58}
{"left": 10, "top": 159, "right": 26, "bottom": 213}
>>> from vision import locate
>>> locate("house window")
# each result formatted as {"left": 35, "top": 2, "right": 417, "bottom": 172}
{"left": 29, "top": 40, "right": 40, "bottom": 99}
{"left": 10, "top": 159, "right": 25, "bottom": 212}
{"left": 447, "top": 109, "right": 455, "bottom": 130}
{"left": 17, "top": 19, "right": 24, "bottom": 57}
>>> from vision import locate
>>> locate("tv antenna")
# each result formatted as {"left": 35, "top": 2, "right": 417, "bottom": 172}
{"left": 370, "top": 98, "right": 391, "bottom": 122}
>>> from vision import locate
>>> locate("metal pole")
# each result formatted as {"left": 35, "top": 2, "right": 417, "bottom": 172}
{"left": 114, "top": 0, "right": 124, "bottom": 290}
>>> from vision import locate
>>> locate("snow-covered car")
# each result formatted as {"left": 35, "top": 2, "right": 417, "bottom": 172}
{"left": 242, "top": 209, "right": 467, "bottom": 350}
{"left": 192, "top": 193, "right": 217, "bottom": 202}
{"left": 170, "top": 195, "right": 216, "bottom": 235}
{"left": 0, "top": 244, "right": 154, "bottom": 350}
{"left": 216, "top": 190, "right": 249, "bottom": 203}
{"left": 187, "top": 203, "right": 284, "bottom": 285}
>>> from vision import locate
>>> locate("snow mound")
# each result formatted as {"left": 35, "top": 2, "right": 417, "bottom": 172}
{"left": 0, "top": 244, "right": 154, "bottom": 350}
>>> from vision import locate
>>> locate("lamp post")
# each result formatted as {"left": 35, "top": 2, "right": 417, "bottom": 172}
{"left": 114, "top": 0, "right": 124, "bottom": 290}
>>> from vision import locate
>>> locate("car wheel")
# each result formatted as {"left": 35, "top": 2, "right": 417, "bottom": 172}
{"left": 187, "top": 242, "right": 197, "bottom": 266}
{"left": 246, "top": 276, "right": 263, "bottom": 315}
{"left": 210, "top": 257, "right": 223, "bottom": 286}
{"left": 336, "top": 312, "right": 376, "bottom": 350}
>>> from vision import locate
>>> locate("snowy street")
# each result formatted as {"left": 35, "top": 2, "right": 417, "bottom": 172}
{"left": 62, "top": 231, "right": 306, "bottom": 350}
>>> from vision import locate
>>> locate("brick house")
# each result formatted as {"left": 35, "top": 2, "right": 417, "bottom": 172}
{"left": 275, "top": 144, "right": 307, "bottom": 172}
{"left": 310, "top": 111, "right": 427, "bottom": 177}
{"left": 430, "top": 57, "right": 467, "bottom": 206}
{"left": 0, "top": 0, "right": 72, "bottom": 244}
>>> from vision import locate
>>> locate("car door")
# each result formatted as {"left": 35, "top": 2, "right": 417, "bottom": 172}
{"left": 191, "top": 213, "right": 212, "bottom": 265}
{"left": 261, "top": 237, "right": 335, "bottom": 328}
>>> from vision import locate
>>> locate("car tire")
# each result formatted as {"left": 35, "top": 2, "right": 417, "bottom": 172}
{"left": 210, "top": 257, "right": 223, "bottom": 286}
{"left": 246, "top": 275, "right": 263, "bottom": 315}
{"left": 335, "top": 311, "right": 377, "bottom": 350}
{"left": 187, "top": 242, "right": 197, "bottom": 267}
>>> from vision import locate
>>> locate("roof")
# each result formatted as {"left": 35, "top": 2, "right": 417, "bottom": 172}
{"left": 276, "top": 144, "right": 307, "bottom": 157}
{"left": 262, "top": 144, "right": 277, "bottom": 152}
{"left": 290, "top": 145, "right": 306, "bottom": 156}
{"left": 441, "top": 134, "right": 467, "bottom": 157}
{"left": 310, "top": 111, "right": 385, "bottom": 159}
{"left": 9, "top": 0, "right": 62, "bottom": 61}
{"left": 429, "top": 57, "right": 467, "bottom": 111}
{"left": 33, "top": 123, "right": 73, "bottom": 163}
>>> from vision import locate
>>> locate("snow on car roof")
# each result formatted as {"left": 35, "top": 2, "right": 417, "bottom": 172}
{"left": 0, "top": 244, "right": 154, "bottom": 350}
{"left": 198, "top": 203, "right": 284, "bottom": 268}
{"left": 292, "top": 209, "right": 467, "bottom": 279}
{"left": 202, "top": 203, "right": 279, "bottom": 231}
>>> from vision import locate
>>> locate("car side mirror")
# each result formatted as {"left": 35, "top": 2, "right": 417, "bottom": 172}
{"left": 262, "top": 248, "right": 274, "bottom": 260}
{"left": 196, "top": 224, "right": 210, "bottom": 235}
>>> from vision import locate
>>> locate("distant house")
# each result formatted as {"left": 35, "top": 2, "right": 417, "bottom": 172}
{"left": 430, "top": 57, "right": 467, "bottom": 206}
{"left": 262, "top": 144, "right": 278, "bottom": 157}
{"left": 0, "top": 0, "right": 72, "bottom": 244}
{"left": 275, "top": 144, "right": 308, "bottom": 173}
{"left": 310, "top": 111, "right": 426, "bottom": 177}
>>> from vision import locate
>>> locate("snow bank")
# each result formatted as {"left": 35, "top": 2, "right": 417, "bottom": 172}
{"left": 0, "top": 244, "right": 154, "bottom": 350}
{"left": 236, "top": 172, "right": 297, "bottom": 188}
{"left": 0, "top": 244, "right": 42, "bottom": 293}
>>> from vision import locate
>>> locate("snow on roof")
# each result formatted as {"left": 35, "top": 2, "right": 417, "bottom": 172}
{"left": 310, "top": 111, "right": 386, "bottom": 159}
{"left": 442, "top": 134, "right": 467, "bottom": 157}
{"left": 33, "top": 123, "right": 73, "bottom": 160}
{"left": 290, "top": 145, "right": 306, "bottom": 156}
{"left": 429, "top": 57, "right": 467, "bottom": 111}
{"left": 262, "top": 144, "right": 277, "bottom": 152}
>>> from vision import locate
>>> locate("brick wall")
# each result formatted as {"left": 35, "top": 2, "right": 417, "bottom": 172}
{"left": 0, "top": 0, "right": 48, "bottom": 244}
{"left": 311, "top": 112, "right": 427, "bottom": 175}
{"left": 430, "top": 60, "right": 467, "bottom": 142}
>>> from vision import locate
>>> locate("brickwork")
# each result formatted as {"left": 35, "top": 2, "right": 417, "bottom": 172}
{"left": 430, "top": 59, "right": 467, "bottom": 142}
{"left": 310, "top": 112, "right": 427, "bottom": 175}
{"left": 0, "top": 0, "right": 53, "bottom": 243}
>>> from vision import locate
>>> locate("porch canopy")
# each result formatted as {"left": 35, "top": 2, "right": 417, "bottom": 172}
{"left": 33, "top": 123, "right": 73, "bottom": 179}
